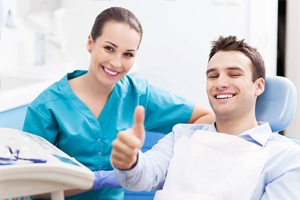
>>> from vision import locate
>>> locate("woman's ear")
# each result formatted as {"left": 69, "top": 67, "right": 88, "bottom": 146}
{"left": 86, "top": 34, "right": 93, "bottom": 53}
{"left": 255, "top": 78, "right": 265, "bottom": 97}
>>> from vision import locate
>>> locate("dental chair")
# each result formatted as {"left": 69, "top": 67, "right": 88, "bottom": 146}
{"left": 256, "top": 75, "right": 297, "bottom": 133}
{"left": 256, "top": 75, "right": 300, "bottom": 144}
{"left": 125, "top": 75, "right": 299, "bottom": 200}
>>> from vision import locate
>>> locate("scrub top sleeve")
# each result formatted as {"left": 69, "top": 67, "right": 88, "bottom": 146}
{"left": 144, "top": 85, "right": 194, "bottom": 134}
{"left": 23, "top": 105, "right": 58, "bottom": 144}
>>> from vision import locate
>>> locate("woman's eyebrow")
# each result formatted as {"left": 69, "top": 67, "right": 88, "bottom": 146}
{"left": 105, "top": 41, "right": 117, "bottom": 48}
{"left": 105, "top": 41, "right": 136, "bottom": 52}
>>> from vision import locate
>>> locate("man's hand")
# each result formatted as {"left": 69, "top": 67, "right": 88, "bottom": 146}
{"left": 111, "top": 106, "right": 145, "bottom": 170}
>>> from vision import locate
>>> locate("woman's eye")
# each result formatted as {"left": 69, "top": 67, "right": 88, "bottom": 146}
{"left": 104, "top": 46, "right": 114, "bottom": 52}
{"left": 124, "top": 52, "right": 134, "bottom": 58}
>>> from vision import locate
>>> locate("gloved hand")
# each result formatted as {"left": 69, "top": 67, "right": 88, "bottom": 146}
{"left": 93, "top": 170, "right": 121, "bottom": 190}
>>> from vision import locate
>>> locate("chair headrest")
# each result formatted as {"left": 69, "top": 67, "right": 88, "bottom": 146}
{"left": 255, "top": 76, "right": 297, "bottom": 132}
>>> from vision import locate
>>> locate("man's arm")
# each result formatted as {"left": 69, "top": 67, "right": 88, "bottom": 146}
{"left": 111, "top": 106, "right": 175, "bottom": 191}
{"left": 260, "top": 164, "right": 300, "bottom": 199}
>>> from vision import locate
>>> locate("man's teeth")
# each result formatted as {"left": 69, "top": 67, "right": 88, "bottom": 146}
{"left": 216, "top": 94, "right": 233, "bottom": 99}
{"left": 104, "top": 68, "right": 118, "bottom": 75}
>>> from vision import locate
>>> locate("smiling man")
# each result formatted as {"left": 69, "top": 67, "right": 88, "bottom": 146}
{"left": 111, "top": 36, "right": 300, "bottom": 200}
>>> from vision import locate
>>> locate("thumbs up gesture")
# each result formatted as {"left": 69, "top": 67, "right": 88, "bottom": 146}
{"left": 111, "top": 106, "right": 145, "bottom": 170}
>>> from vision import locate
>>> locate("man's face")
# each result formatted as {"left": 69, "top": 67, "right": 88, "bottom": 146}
{"left": 206, "top": 50, "right": 264, "bottom": 121}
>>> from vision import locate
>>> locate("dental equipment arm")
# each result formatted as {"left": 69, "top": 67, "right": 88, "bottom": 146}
{"left": 32, "top": 170, "right": 121, "bottom": 199}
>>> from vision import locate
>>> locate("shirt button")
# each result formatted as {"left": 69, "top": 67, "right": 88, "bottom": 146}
{"left": 97, "top": 138, "right": 101, "bottom": 142}
{"left": 98, "top": 152, "right": 102, "bottom": 156}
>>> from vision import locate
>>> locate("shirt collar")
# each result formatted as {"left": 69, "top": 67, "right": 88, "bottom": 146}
{"left": 208, "top": 122, "right": 272, "bottom": 147}
{"left": 239, "top": 122, "right": 272, "bottom": 146}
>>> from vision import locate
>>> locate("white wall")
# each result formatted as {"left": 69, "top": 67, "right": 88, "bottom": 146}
{"left": 285, "top": 0, "right": 300, "bottom": 137}
{"left": 1, "top": 0, "right": 278, "bottom": 109}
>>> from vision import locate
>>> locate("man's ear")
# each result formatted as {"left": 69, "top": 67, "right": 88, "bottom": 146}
{"left": 255, "top": 77, "right": 265, "bottom": 97}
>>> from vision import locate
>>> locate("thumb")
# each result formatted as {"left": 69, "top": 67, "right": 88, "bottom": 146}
{"left": 133, "top": 105, "right": 145, "bottom": 146}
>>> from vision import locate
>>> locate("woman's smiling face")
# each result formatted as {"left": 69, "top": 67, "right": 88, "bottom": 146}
{"left": 87, "top": 21, "right": 141, "bottom": 87}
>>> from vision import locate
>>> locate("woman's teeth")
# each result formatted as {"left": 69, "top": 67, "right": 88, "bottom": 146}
{"left": 104, "top": 67, "right": 118, "bottom": 75}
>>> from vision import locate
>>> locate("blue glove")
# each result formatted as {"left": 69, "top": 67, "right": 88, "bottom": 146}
{"left": 93, "top": 170, "right": 121, "bottom": 190}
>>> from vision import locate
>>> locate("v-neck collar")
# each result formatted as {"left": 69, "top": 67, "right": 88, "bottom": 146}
{"left": 60, "top": 70, "right": 123, "bottom": 124}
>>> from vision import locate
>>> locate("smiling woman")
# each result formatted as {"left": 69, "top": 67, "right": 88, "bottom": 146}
{"left": 21, "top": 7, "right": 214, "bottom": 200}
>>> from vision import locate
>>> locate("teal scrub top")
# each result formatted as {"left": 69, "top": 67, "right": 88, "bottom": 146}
{"left": 23, "top": 70, "right": 194, "bottom": 200}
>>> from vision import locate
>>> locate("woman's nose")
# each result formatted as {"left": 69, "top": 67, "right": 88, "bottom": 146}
{"left": 109, "top": 54, "right": 122, "bottom": 68}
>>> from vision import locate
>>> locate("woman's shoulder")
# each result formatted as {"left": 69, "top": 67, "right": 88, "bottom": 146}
{"left": 30, "top": 73, "right": 70, "bottom": 106}
{"left": 117, "top": 75, "right": 150, "bottom": 94}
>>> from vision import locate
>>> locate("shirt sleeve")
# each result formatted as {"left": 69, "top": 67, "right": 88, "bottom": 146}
{"left": 114, "top": 129, "right": 176, "bottom": 191}
{"left": 23, "top": 104, "right": 58, "bottom": 144}
{"left": 113, "top": 124, "right": 197, "bottom": 191}
{"left": 260, "top": 152, "right": 300, "bottom": 200}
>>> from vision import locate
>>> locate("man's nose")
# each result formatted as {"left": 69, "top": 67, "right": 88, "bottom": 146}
{"left": 216, "top": 76, "right": 230, "bottom": 89}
